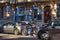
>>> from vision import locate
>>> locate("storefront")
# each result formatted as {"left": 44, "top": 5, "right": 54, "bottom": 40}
{"left": 15, "top": 2, "right": 43, "bottom": 22}
{"left": 0, "top": 2, "right": 15, "bottom": 20}
{"left": 0, "top": 0, "right": 57, "bottom": 23}
{"left": 16, "top": 1, "right": 57, "bottom": 23}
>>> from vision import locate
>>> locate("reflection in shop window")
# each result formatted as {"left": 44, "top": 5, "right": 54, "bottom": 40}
{"left": 16, "top": 7, "right": 25, "bottom": 21}
{"left": 6, "top": 13, "right": 10, "bottom": 17}
{"left": 37, "top": 9, "right": 42, "bottom": 20}
{"left": 6, "top": 5, "right": 11, "bottom": 18}
{"left": 16, "top": 7, "right": 25, "bottom": 14}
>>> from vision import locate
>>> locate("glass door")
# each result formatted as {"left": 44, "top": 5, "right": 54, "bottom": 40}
{"left": 44, "top": 6, "right": 51, "bottom": 23}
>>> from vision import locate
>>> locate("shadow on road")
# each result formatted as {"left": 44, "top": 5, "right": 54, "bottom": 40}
{"left": 4, "top": 38, "right": 40, "bottom": 40}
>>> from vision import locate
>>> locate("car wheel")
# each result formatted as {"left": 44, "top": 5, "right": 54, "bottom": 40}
{"left": 41, "top": 33, "right": 49, "bottom": 40}
{"left": 37, "top": 31, "right": 51, "bottom": 40}
{"left": 3, "top": 25, "right": 7, "bottom": 33}
{"left": 14, "top": 29, "right": 19, "bottom": 35}
{"left": 22, "top": 29, "right": 27, "bottom": 35}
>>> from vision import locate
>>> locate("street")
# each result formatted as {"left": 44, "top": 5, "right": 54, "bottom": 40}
{"left": 0, "top": 33, "right": 39, "bottom": 40}
{"left": 0, "top": 33, "right": 59, "bottom": 40}
{"left": 51, "top": 33, "right": 60, "bottom": 40}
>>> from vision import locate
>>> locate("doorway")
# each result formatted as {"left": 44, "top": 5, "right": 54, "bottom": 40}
{"left": 44, "top": 6, "right": 51, "bottom": 23}
{"left": 0, "top": 7, "right": 3, "bottom": 19}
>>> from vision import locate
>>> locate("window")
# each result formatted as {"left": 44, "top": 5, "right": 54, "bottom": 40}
{"left": 0, "top": 7, "right": 3, "bottom": 19}
{"left": 57, "top": 3, "right": 60, "bottom": 18}
{"left": 16, "top": 7, "right": 25, "bottom": 21}
{"left": 37, "top": 9, "right": 42, "bottom": 20}
{"left": 16, "top": 7, "right": 25, "bottom": 14}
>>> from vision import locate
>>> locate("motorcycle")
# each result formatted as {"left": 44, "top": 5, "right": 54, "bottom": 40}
{"left": 30, "top": 24, "right": 38, "bottom": 37}
{"left": 37, "top": 24, "right": 51, "bottom": 40}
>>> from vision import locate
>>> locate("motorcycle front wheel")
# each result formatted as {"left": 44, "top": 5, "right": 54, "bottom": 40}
{"left": 37, "top": 31, "right": 50, "bottom": 40}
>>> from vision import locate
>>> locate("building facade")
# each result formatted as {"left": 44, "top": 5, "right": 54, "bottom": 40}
{"left": 0, "top": 0, "right": 57, "bottom": 23}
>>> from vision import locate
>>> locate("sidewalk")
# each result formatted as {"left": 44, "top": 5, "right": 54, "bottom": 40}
{"left": 52, "top": 33, "right": 60, "bottom": 40}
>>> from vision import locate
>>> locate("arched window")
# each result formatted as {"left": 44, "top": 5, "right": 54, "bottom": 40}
{"left": 44, "top": 5, "right": 51, "bottom": 23}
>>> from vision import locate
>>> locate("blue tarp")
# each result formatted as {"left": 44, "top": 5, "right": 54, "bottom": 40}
{"left": 32, "top": 6, "right": 38, "bottom": 10}
{"left": 26, "top": 10, "right": 30, "bottom": 15}
{"left": 19, "top": 7, "right": 25, "bottom": 11}
{"left": 16, "top": 14, "right": 24, "bottom": 16}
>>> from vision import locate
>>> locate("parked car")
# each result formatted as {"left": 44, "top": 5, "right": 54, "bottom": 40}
{"left": 1, "top": 21, "right": 32, "bottom": 35}
{"left": 16, "top": 21, "right": 32, "bottom": 35}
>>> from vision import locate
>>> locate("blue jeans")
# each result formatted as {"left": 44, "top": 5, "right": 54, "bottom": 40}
{"left": 30, "top": 27, "right": 37, "bottom": 35}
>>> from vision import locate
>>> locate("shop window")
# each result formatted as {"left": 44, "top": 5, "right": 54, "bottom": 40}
{"left": 57, "top": 3, "right": 60, "bottom": 18}
{"left": 5, "top": 5, "right": 11, "bottom": 17}
{"left": 0, "top": 7, "right": 3, "bottom": 19}
{"left": 32, "top": 6, "right": 38, "bottom": 20}
{"left": 37, "top": 14, "right": 42, "bottom": 20}
{"left": 34, "top": 10, "right": 37, "bottom": 18}
{"left": 16, "top": 7, "right": 25, "bottom": 21}
{"left": 16, "top": 7, "right": 25, "bottom": 14}
{"left": 16, "top": 16, "right": 25, "bottom": 21}
{"left": 37, "top": 9, "right": 42, "bottom": 20}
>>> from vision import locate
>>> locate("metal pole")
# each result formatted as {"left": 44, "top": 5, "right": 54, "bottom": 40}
{"left": 15, "top": 0, "right": 16, "bottom": 22}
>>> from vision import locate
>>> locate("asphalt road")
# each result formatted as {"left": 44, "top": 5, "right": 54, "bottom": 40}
{"left": 52, "top": 33, "right": 60, "bottom": 40}
{"left": 0, "top": 33, "right": 40, "bottom": 40}
{"left": 0, "top": 33, "right": 60, "bottom": 40}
